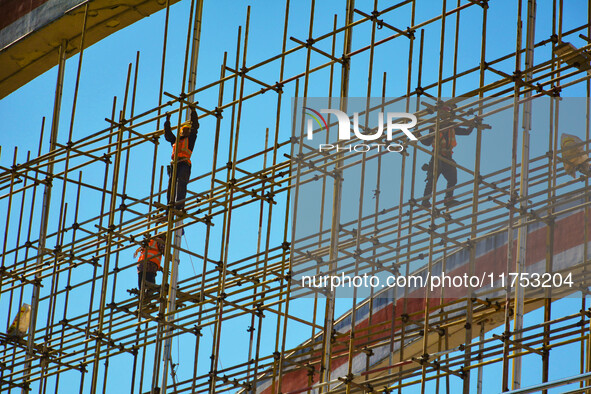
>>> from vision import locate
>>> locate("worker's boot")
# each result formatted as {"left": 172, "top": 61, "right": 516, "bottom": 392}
{"left": 443, "top": 197, "right": 460, "bottom": 207}
{"left": 576, "top": 163, "right": 591, "bottom": 176}
{"left": 421, "top": 197, "right": 431, "bottom": 208}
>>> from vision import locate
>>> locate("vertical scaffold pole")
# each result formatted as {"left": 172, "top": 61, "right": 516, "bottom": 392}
{"left": 512, "top": 0, "right": 529, "bottom": 388}
{"left": 422, "top": 0, "right": 447, "bottom": 391}
{"left": 475, "top": 4, "right": 488, "bottom": 394}
{"left": 265, "top": 2, "right": 291, "bottom": 392}
{"left": 161, "top": 0, "right": 202, "bottom": 391}
{"left": 512, "top": 0, "right": 536, "bottom": 389}
{"left": 321, "top": 1, "right": 354, "bottom": 391}
{"left": 22, "top": 39, "right": 67, "bottom": 394}
{"left": 187, "top": 0, "right": 204, "bottom": 105}
{"left": 90, "top": 105, "right": 127, "bottom": 393}
{"left": 502, "top": 0, "right": 524, "bottom": 389}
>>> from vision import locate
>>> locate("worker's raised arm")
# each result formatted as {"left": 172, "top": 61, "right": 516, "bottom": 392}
{"left": 163, "top": 112, "right": 176, "bottom": 145}
{"left": 190, "top": 108, "right": 199, "bottom": 134}
{"left": 455, "top": 116, "right": 481, "bottom": 136}
{"left": 454, "top": 126, "right": 473, "bottom": 136}
{"left": 188, "top": 107, "right": 199, "bottom": 150}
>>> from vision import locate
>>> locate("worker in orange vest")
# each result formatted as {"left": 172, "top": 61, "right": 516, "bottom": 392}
{"left": 164, "top": 107, "right": 199, "bottom": 212}
{"left": 419, "top": 106, "right": 474, "bottom": 208}
{"left": 135, "top": 234, "right": 166, "bottom": 290}
{"left": 561, "top": 133, "right": 591, "bottom": 177}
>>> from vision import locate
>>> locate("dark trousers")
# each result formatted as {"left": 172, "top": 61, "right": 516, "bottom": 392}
{"left": 167, "top": 161, "right": 191, "bottom": 210}
{"left": 138, "top": 270, "right": 156, "bottom": 290}
{"left": 423, "top": 157, "right": 457, "bottom": 199}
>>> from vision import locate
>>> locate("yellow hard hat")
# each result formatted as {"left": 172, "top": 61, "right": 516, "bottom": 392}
{"left": 180, "top": 121, "right": 191, "bottom": 136}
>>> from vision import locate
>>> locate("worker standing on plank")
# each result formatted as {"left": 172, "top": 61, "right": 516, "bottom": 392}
{"left": 418, "top": 105, "right": 475, "bottom": 208}
{"left": 7, "top": 304, "right": 31, "bottom": 338}
{"left": 135, "top": 234, "right": 165, "bottom": 290}
{"left": 164, "top": 107, "right": 199, "bottom": 213}
{"left": 561, "top": 133, "right": 591, "bottom": 177}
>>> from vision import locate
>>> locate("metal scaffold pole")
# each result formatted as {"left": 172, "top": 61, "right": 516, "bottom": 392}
{"left": 22, "top": 38, "right": 67, "bottom": 394}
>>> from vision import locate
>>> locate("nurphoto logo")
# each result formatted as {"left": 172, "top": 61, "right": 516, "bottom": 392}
{"left": 303, "top": 107, "right": 418, "bottom": 153}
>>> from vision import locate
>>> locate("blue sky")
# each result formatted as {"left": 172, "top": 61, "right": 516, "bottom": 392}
{"left": 1, "top": 0, "right": 591, "bottom": 393}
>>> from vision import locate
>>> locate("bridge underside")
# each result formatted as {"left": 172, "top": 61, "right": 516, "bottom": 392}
{"left": 0, "top": 0, "right": 180, "bottom": 99}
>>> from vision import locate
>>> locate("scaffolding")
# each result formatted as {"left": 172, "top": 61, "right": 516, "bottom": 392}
{"left": 1, "top": 0, "right": 591, "bottom": 393}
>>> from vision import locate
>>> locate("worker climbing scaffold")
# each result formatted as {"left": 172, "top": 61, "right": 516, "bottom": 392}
{"left": 561, "top": 133, "right": 591, "bottom": 177}
{"left": 418, "top": 104, "right": 476, "bottom": 208}
{"left": 7, "top": 304, "right": 31, "bottom": 339}
{"left": 164, "top": 107, "right": 199, "bottom": 214}
{"left": 135, "top": 234, "right": 166, "bottom": 291}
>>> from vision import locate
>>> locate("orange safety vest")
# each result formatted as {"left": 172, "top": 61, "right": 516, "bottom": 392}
{"left": 137, "top": 239, "right": 162, "bottom": 270}
{"left": 438, "top": 129, "right": 457, "bottom": 156}
{"left": 172, "top": 134, "right": 192, "bottom": 165}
